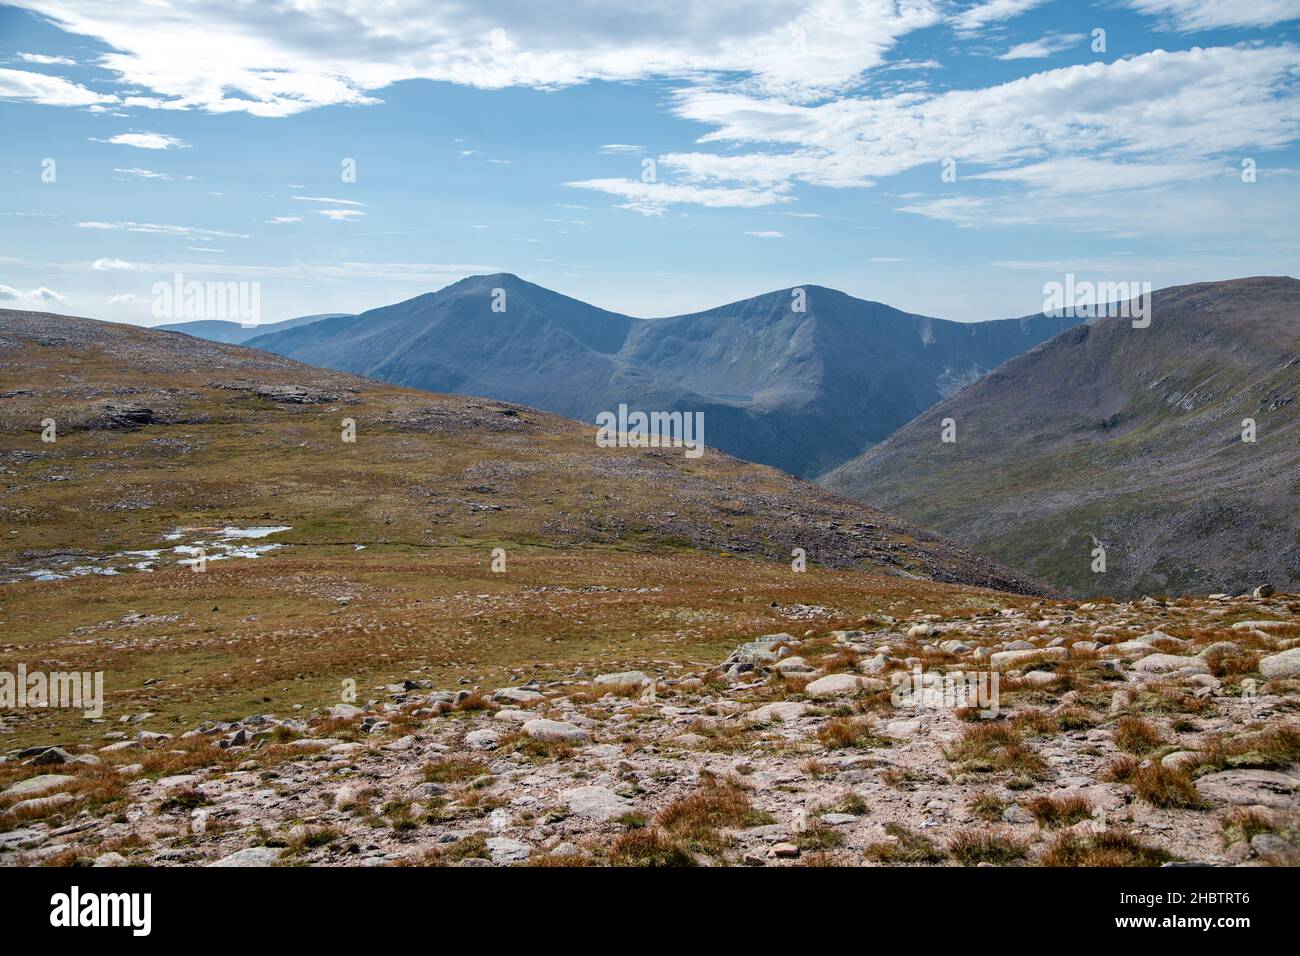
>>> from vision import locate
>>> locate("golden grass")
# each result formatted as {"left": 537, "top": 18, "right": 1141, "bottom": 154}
{"left": 944, "top": 722, "right": 1049, "bottom": 780}
{"left": 864, "top": 824, "right": 946, "bottom": 864}
{"left": 1113, "top": 715, "right": 1163, "bottom": 754}
{"left": 947, "top": 828, "right": 1029, "bottom": 865}
{"left": 1039, "top": 830, "right": 1173, "bottom": 866}
{"left": 1023, "top": 793, "right": 1092, "bottom": 828}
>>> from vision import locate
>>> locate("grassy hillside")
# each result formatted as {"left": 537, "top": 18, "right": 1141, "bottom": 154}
{"left": 822, "top": 277, "right": 1300, "bottom": 598}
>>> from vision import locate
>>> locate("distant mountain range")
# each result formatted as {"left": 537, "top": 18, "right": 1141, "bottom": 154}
{"left": 156, "top": 312, "right": 351, "bottom": 344}
{"left": 823, "top": 277, "right": 1300, "bottom": 598}
{"left": 213, "top": 274, "right": 1082, "bottom": 478}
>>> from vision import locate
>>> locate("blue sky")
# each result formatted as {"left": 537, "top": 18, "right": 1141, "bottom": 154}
{"left": 1, "top": 0, "right": 1297, "bottom": 325}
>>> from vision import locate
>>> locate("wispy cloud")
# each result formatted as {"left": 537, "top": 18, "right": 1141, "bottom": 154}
{"left": 998, "top": 33, "right": 1085, "bottom": 60}
{"left": 1126, "top": 0, "right": 1300, "bottom": 31}
{"left": 0, "top": 66, "right": 115, "bottom": 106}
{"left": 77, "top": 220, "right": 249, "bottom": 239}
{"left": 292, "top": 195, "right": 368, "bottom": 207}
{"left": 17, "top": 53, "right": 77, "bottom": 65}
{"left": 90, "top": 257, "right": 135, "bottom": 271}
{"left": 566, "top": 177, "right": 792, "bottom": 215}
{"left": 91, "top": 131, "right": 189, "bottom": 150}
{"left": 951, "top": 0, "right": 1048, "bottom": 36}
{"left": 113, "top": 167, "right": 192, "bottom": 181}
{"left": 318, "top": 208, "right": 366, "bottom": 221}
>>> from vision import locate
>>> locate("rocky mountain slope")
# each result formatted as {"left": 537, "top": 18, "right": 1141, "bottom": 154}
{"left": 244, "top": 274, "right": 1081, "bottom": 478}
{"left": 823, "top": 278, "right": 1300, "bottom": 599}
{"left": 156, "top": 312, "right": 350, "bottom": 344}
{"left": 3, "top": 589, "right": 1297, "bottom": 867}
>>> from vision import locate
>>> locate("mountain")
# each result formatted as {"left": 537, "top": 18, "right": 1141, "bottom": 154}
{"left": 0, "top": 306, "right": 1047, "bottom": 597}
{"left": 246, "top": 274, "right": 1082, "bottom": 478}
{"left": 822, "top": 277, "right": 1300, "bottom": 598}
{"left": 5, "top": 306, "right": 1299, "bottom": 874}
{"left": 156, "top": 312, "right": 351, "bottom": 344}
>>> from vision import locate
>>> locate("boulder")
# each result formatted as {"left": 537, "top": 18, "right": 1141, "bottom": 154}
{"left": 804, "top": 673, "right": 886, "bottom": 698}
{"left": 207, "top": 846, "right": 283, "bottom": 867}
{"left": 1131, "top": 654, "right": 1211, "bottom": 675}
{"left": 486, "top": 837, "right": 531, "bottom": 865}
{"left": 522, "top": 719, "right": 588, "bottom": 744}
{"left": 465, "top": 728, "right": 500, "bottom": 751}
{"left": 561, "top": 785, "right": 630, "bottom": 821}
{"left": 593, "top": 671, "right": 651, "bottom": 687}
{"left": 1259, "top": 648, "right": 1300, "bottom": 680}
{"left": 1, "top": 774, "right": 75, "bottom": 799}
{"left": 493, "top": 687, "right": 544, "bottom": 705}
{"left": 989, "top": 647, "right": 1068, "bottom": 669}
{"left": 5, "top": 792, "right": 74, "bottom": 816}
{"left": 744, "top": 701, "right": 809, "bottom": 725}
{"left": 1195, "top": 769, "right": 1298, "bottom": 809}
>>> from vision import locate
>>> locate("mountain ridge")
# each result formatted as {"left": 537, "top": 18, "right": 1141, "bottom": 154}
{"left": 242, "top": 273, "right": 1083, "bottom": 478}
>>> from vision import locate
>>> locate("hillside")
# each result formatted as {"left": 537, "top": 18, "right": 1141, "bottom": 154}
{"left": 0, "top": 307, "right": 1042, "bottom": 594}
{"left": 823, "top": 277, "right": 1300, "bottom": 598}
{"left": 1, "top": 307, "right": 1297, "bottom": 871}
{"left": 245, "top": 274, "right": 1081, "bottom": 478}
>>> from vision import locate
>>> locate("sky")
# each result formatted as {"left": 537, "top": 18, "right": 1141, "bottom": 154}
{"left": 0, "top": 0, "right": 1298, "bottom": 326}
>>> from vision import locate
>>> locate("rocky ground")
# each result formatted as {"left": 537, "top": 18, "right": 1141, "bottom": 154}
{"left": 3, "top": 589, "right": 1298, "bottom": 867}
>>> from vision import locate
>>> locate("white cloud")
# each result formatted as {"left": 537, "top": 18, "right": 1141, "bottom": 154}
{"left": 292, "top": 195, "right": 368, "bottom": 207}
{"left": 10, "top": 0, "right": 945, "bottom": 114}
{"left": 950, "top": 0, "right": 1048, "bottom": 35}
{"left": 970, "top": 156, "right": 1223, "bottom": 194}
{"left": 998, "top": 33, "right": 1085, "bottom": 60}
{"left": 91, "top": 257, "right": 135, "bottom": 270}
{"left": 885, "top": 58, "right": 942, "bottom": 71}
{"left": 0, "top": 284, "right": 65, "bottom": 305}
{"left": 318, "top": 209, "right": 365, "bottom": 221}
{"left": 661, "top": 45, "right": 1300, "bottom": 198}
{"left": 565, "top": 177, "right": 793, "bottom": 215}
{"left": 0, "top": 66, "right": 116, "bottom": 106}
{"left": 109, "top": 293, "right": 137, "bottom": 303}
{"left": 112, "top": 166, "right": 195, "bottom": 181}
{"left": 77, "top": 220, "right": 249, "bottom": 239}
{"left": 17, "top": 53, "right": 77, "bottom": 65}
{"left": 1127, "top": 0, "right": 1300, "bottom": 31}
{"left": 745, "top": 229, "right": 784, "bottom": 237}
{"left": 599, "top": 144, "right": 645, "bottom": 154}
{"left": 91, "top": 132, "right": 189, "bottom": 149}
{"left": 267, "top": 215, "right": 303, "bottom": 223}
